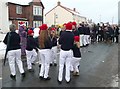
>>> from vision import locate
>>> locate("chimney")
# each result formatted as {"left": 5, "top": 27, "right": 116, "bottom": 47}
{"left": 57, "top": 1, "right": 61, "bottom": 6}
{"left": 73, "top": 8, "right": 76, "bottom": 11}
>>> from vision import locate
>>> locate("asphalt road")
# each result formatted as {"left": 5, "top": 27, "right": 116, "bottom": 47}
{"left": 1, "top": 42, "right": 119, "bottom": 88}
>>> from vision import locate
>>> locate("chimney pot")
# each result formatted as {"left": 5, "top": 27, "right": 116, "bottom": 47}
{"left": 57, "top": 1, "right": 61, "bottom": 5}
{"left": 73, "top": 8, "right": 76, "bottom": 11}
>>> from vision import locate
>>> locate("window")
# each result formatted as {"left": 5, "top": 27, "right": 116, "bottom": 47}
{"left": 33, "top": 21, "right": 42, "bottom": 28}
{"left": 33, "top": 6, "right": 42, "bottom": 16}
{"left": 16, "top": 5, "right": 22, "bottom": 14}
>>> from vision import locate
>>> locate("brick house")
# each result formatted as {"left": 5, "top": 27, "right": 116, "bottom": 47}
{"left": 8, "top": 0, "right": 44, "bottom": 29}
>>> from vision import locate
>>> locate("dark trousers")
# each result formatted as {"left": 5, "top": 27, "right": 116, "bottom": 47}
{"left": 109, "top": 36, "right": 114, "bottom": 42}
{"left": 115, "top": 36, "right": 119, "bottom": 43}
{"left": 98, "top": 35, "right": 103, "bottom": 42}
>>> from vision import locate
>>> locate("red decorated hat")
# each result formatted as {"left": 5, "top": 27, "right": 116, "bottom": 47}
{"left": 39, "top": 25, "right": 43, "bottom": 30}
{"left": 74, "top": 36, "right": 80, "bottom": 42}
{"left": 39, "top": 24, "right": 48, "bottom": 30}
{"left": 39, "top": 26, "right": 42, "bottom": 34}
{"left": 19, "top": 22, "right": 26, "bottom": 26}
{"left": 72, "top": 22, "right": 77, "bottom": 26}
{"left": 51, "top": 27, "right": 56, "bottom": 31}
{"left": 66, "top": 22, "right": 72, "bottom": 30}
{"left": 41, "top": 24, "right": 48, "bottom": 30}
{"left": 39, "top": 24, "right": 48, "bottom": 34}
{"left": 28, "top": 30, "right": 34, "bottom": 35}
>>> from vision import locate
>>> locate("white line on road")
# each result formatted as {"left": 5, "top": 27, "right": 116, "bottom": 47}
{"left": 102, "top": 61, "right": 104, "bottom": 62}
{"left": 0, "top": 77, "right": 2, "bottom": 80}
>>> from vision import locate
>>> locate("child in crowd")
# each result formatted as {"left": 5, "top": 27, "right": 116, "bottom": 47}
{"left": 72, "top": 36, "right": 81, "bottom": 76}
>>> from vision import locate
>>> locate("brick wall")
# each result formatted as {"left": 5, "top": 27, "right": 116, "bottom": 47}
{"left": 8, "top": 3, "right": 26, "bottom": 18}
{"left": 8, "top": 1, "right": 44, "bottom": 29}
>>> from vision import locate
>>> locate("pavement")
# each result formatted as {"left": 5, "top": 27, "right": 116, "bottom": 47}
{"left": 1, "top": 42, "right": 119, "bottom": 88}
{"left": 0, "top": 34, "right": 6, "bottom": 42}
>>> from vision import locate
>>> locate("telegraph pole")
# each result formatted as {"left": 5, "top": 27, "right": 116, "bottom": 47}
{"left": 54, "top": 13, "right": 56, "bottom": 25}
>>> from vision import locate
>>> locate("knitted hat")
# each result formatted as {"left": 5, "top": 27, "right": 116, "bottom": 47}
{"left": 51, "top": 27, "right": 56, "bottom": 31}
{"left": 28, "top": 30, "right": 34, "bottom": 35}
{"left": 65, "top": 22, "right": 72, "bottom": 30}
{"left": 19, "top": 22, "right": 26, "bottom": 26}
{"left": 72, "top": 22, "right": 77, "bottom": 26}
{"left": 74, "top": 36, "right": 80, "bottom": 42}
{"left": 41, "top": 24, "right": 48, "bottom": 30}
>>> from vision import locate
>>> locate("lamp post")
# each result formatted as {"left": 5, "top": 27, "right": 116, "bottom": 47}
{"left": 54, "top": 13, "right": 56, "bottom": 25}
{"left": 54, "top": 13, "right": 58, "bottom": 25}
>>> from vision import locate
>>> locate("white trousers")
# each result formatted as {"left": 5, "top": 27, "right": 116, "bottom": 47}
{"left": 50, "top": 46, "right": 57, "bottom": 63}
{"left": 37, "top": 51, "right": 41, "bottom": 65}
{"left": 7, "top": 49, "right": 24, "bottom": 76}
{"left": 86, "top": 35, "right": 90, "bottom": 44}
{"left": 39, "top": 49, "right": 51, "bottom": 78}
{"left": 80, "top": 35, "right": 84, "bottom": 46}
{"left": 58, "top": 49, "right": 73, "bottom": 82}
{"left": 26, "top": 49, "right": 37, "bottom": 69}
{"left": 83, "top": 35, "right": 87, "bottom": 46}
{"left": 72, "top": 57, "right": 81, "bottom": 72}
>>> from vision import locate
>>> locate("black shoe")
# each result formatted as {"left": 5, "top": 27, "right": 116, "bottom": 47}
{"left": 39, "top": 64, "right": 41, "bottom": 67}
{"left": 66, "top": 80, "right": 70, "bottom": 83}
{"left": 44, "top": 77, "right": 51, "bottom": 80}
{"left": 21, "top": 73, "right": 25, "bottom": 78}
{"left": 28, "top": 69, "right": 34, "bottom": 72}
{"left": 54, "top": 63, "right": 57, "bottom": 66}
{"left": 39, "top": 76, "right": 44, "bottom": 80}
{"left": 50, "top": 63, "right": 53, "bottom": 66}
{"left": 86, "top": 44, "right": 89, "bottom": 46}
{"left": 32, "top": 63, "right": 35, "bottom": 65}
{"left": 10, "top": 74, "right": 16, "bottom": 80}
{"left": 83, "top": 45, "right": 86, "bottom": 47}
{"left": 57, "top": 80, "right": 62, "bottom": 84}
{"left": 80, "top": 46, "right": 83, "bottom": 48}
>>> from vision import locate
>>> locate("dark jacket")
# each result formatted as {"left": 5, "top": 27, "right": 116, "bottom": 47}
{"left": 84, "top": 27, "right": 90, "bottom": 35}
{"left": 59, "top": 31, "right": 74, "bottom": 51}
{"left": 26, "top": 36, "right": 39, "bottom": 51}
{"left": 98, "top": 29, "right": 104, "bottom": 36}
{"left": 72, "top": 44, "right": 81, "bottom": 58}
{"left": 60, "top": 30, "right": 65, "bottom": 36}
{"left": 72, "top": 29, "right": 79, "bottom": 36}
{"left": 115, "top": 27, "right": 119, "bottom": 36}
{"left": 78, "top": 26, "right": 84, "bottom": 34}
{"left": 51, "top": 36, "right": 57, "bottom": 47}
{"left": 3, "top": 32, "right": 21, "bottom": 51}
{"left": 108, "top": 27, "right": 114, "bottom": 36}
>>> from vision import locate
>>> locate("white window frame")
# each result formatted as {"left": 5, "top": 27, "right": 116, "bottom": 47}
{"left": 33, "top": 5, "right": 42, "bottom": 16}
{"left": 33, "top": 21, "right": 42, "bottom": 28}
{"left": 16, "top": 5, "right": 22, "bottom": 14}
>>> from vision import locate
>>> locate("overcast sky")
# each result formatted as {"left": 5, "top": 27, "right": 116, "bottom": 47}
{"left": 8, "top": 0, "right": 119, "bottom": 24}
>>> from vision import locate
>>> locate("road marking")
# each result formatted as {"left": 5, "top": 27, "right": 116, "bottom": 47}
{"left": 0, "top": 77, "right": 2, "bottom": 80}
{"left": 102, "top": 61, "right": 104, "bottom": 62}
